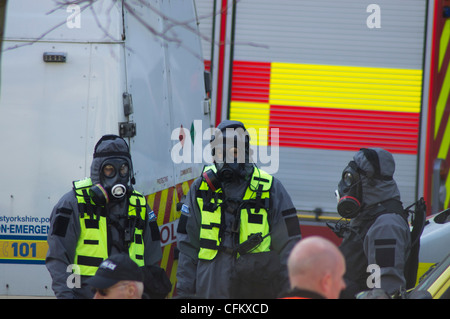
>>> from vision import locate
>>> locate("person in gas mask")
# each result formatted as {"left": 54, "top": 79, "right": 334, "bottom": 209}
{"left": 176, "top": 120, "right": 301, "bottom": 298}
{"left": 333, "top": 148, "right": 411, "bottom": 298}
{"left": 46, "top": 135, "right": 163, "bottom": 299}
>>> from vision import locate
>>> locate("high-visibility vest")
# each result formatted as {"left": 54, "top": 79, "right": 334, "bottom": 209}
{"left": 196, "top": 166, "right": 273, "bottom": 260}
{"left": 72, "top": 178, "right": 147, "bottom": 276}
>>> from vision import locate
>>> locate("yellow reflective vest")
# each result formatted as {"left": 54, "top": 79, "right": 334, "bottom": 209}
{"left": 72, "top": 178, "right": 146, "bottom": 276}
{"left": 196, "top": 166, "right": 273, "bottom": 260}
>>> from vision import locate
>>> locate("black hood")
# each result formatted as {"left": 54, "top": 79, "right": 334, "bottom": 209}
{"left": 90, "top": 135, "right": 133, "bottom": 185}
{"left": 353, "top": 147, "right": 401, "bottom": 207}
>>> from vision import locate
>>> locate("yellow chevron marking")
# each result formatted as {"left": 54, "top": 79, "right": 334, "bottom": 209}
{"left": 168, "top": 258, "right": 178, "bottom": 298}
{"left": 435, "top": 62, "right": 450, "bottom": 139}
{"left": 439, "top": 20, "right": 450, "bottom": 72}
{"left": 444, "top": 168, "right": 450, "bottom": 209}
{"left": 438, "top": 114, "right": 450, "bottom": 160}
{"left": 160, "top": 244, "right": 171, "bottom": 270}
{"left": 157, "top": 189, "right": 168, "bottom": 226}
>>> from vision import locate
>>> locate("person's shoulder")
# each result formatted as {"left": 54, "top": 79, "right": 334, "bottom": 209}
{"left": 375, "top": 211, "right": 406, "bottom": 224}
{"left": 51, "top": 189, "right": 79, "bottom": 217}
{"left": 370, "top": 212, "right": 409, "bottom": 234}
{"left": 56, "top": 189, "right": 78, "bottom": 204}
{"left": 268, "top": 174, "right": 289, "bottom": 193}
{"left": 190, "top": 174, "right": 204, "bottom": 189}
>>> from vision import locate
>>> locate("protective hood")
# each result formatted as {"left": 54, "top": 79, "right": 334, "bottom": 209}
{"left": 216, "top": 119, "right": 246, "bottom": 132}
{"left": 213, "top": 120, "right": 251, "bottom": 163}
{"left": 209, "top": 120, "right": 253, "bottom": 184}
{"left": 353, "top": 148, "right": 401, "bottom": 207}
{"left": 90, "top": 135, "right": 133, "bottom": 185}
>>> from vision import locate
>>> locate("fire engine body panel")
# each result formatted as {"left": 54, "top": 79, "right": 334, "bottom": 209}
{"left": 196, "top": 0, "right": 450, "bottom": 268}
{"left": 0, "top": 0, "right": 209, "bottom": 296}
{"left": 197, "top": 0, "right": 425, "bottom": 214}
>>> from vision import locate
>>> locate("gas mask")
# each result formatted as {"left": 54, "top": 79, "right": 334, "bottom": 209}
{"left": 216, "top": 142, "right": 247, "bottom": 179}
{"left": 204, "top": 121, "right": 250, "bottom": 190}
{"left": 90, "top": 158, "right": 132, "bottom": 206}
{"left": 203, "top": 145, "right": 247, "bottom": 190}
{"left": 335, "top": 161, "right": 363, "bottom": 219}
{"left": 336, "top": 148, "right": 398, "bottom": 219}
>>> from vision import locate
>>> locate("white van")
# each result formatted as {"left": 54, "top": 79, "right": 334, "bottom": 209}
{"left": 0, "top": 0, "right": 210, "bottom": 297}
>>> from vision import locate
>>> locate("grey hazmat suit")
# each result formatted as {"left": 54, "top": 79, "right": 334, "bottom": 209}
{"left": 176, "top": 120, "right": 301, "bottom": 298}
{"left": 46, "top": 135, "right": 162, "bottom": 299}
{"left": 335, "top": 148, "right": 411, "bottom": 298}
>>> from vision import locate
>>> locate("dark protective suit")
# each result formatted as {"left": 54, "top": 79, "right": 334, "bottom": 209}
{"left": 46, "top": 136, "right": 162, "bottom": 299}
{"left": 176, "top": 166, "right": 301, "bottom": 298}
{"left": 177, "top": 120, "right": 301, "bottom": 298}
{"left": 337, "top": 148, "right": 411, "bottom": 298}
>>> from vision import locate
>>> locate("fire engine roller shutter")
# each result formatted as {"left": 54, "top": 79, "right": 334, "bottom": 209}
{"left": 228, "top": 0, "right": 426, "bottom": 213}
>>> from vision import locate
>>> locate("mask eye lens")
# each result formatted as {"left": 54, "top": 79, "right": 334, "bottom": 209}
{"left": 119, "top": 164, "right": 129, "bottom": 177}
{"left": 214, "top": 148, "right": 224, "bottom": 162}
{"left": 103, "top": 164, "right": 116, "bottom": 178}
{"left": 226, "top": 147, "right": 239, "bottom": 162}
{"left": 343, "top": 172, "right": 354, "bottom": 186}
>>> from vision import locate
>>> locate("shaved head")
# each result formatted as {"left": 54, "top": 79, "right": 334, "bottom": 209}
{"left": 287, "top": 236, "right": 346, "bottom": 299}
